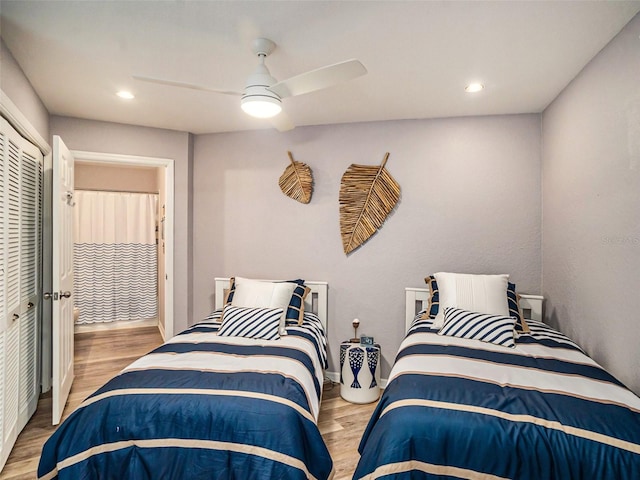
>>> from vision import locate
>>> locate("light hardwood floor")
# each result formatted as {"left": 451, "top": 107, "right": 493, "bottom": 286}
{"left": 1, "top": 327, "right": 377, "bottom": 480}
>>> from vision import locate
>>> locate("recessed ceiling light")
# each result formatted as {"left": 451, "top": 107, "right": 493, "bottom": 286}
{"left": 116, "top": 90, "right": 135, "bottom": 99}
{"left": 464, "top": 83, "right": 484, "bottom": 93}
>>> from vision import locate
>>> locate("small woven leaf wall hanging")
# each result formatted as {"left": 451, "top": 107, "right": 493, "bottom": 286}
{"left": 339, "top": 152, "right": 400, "bottom": 255}
{"left": 279, "top": 151, "right": 313, "bottom": 204}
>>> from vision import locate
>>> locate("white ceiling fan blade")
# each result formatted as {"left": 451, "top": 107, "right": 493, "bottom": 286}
{"left": 267, "top": 59, "right": 367, "bottom": 99}
{"left": 133, "top": 75, "right": 242, "bottom": 96}
{"left": 269, "top": 111, "right": 295, "bottom": 132}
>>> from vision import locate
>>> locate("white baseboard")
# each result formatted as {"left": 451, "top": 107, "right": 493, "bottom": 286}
{"left": 158, "top": 320, "right": 166, "bottom": 342}
{"left": 325, "top": 370, "right": 388, "bottom": 388}
{"left": 75, "top": 317, "right": 158, "bottom": 334}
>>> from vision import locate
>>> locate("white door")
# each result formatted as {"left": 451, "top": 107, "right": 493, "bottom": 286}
{"left": 51, "top": 136, "right": 74, "bottom": 425}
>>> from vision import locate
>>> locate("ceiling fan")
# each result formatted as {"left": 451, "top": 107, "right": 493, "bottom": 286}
{"left": 133, "top": 38, "right": 367, "bottom": 132}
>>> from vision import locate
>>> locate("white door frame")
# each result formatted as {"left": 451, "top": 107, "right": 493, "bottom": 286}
{"left": 70, "top": 150, "right": 175, "bottom": 340}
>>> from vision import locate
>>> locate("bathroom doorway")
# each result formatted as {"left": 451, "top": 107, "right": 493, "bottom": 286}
{"left": 73, "top": 178, "right": 159, "bottom": 330}
{"left": 70, "top": 151, "right": 174, "bottom": 340}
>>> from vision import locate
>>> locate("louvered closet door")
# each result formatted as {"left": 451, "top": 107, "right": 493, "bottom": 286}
{"left": 0, "top": 117, "right": 6, "bottom": 453}
{"left": 0, "top": 117, "right": 21, "bottom": 469}
{"left": 18, "top": 144, "right": 41, "bottom": 427}
{"left": 0, "top": 116, "right": 43, "bottom": 469}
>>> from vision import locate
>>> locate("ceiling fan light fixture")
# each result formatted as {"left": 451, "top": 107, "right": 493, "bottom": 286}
{"left": 241, "top": 95, "right": 282, "bottom": 118}
{"left": 133, "top": 37, "right": 367, "bottom": 131}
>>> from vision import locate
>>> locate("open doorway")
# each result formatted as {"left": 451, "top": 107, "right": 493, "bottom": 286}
{"left": 40, "top": 149, "right": 175, "bottom": 395}
{"left": 73, "top": 163, "right": 160, "bottom": 333}
{"left": 70, "top": 151, "right": 175, "bottom": 340}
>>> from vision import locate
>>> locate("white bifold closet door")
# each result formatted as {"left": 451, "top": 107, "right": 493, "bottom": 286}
{"left": 0, "top": 116, "right": 43, "bottom": 470}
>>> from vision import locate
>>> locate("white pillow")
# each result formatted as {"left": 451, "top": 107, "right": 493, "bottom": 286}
{"left": 230, "top": 277, "right": 297, "bottom": 334}
{"left": 433, "top": 272, "right": 510, "bottom": 328}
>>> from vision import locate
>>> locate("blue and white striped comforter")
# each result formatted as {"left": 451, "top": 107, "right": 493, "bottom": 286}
{"left": 38, "top": 313, "right": 332, "bottom": 480}
{"left": 355, "top": 315, "right": 640, "bottom": 479}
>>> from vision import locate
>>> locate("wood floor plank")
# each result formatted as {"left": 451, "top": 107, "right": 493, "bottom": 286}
{"left": 0, "top": 327, "right": 378, "bottom": 480}
{"left": 319, "top": 384, "right": 378, "bottom": 480}
{"left": 1, "top": 326, "right": 164, "bottom": 480}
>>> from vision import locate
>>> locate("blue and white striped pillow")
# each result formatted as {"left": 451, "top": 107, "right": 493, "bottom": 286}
{"left": 218, "top": 305, "right": 283, "bottom": 340}
{"left": 438, "top": 307, "right": 517, "bottom": 348}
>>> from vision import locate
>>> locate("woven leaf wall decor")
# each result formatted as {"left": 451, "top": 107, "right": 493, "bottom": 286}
{"left": 279, "top": 151, "right": 313, "bottom": 204}
{"left": 339, "top": 152, "right": 400, "bottom": 255}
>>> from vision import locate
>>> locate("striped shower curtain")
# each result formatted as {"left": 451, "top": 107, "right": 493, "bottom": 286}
{"left": 73, "top": 190, "right": 158, "bottom": 324}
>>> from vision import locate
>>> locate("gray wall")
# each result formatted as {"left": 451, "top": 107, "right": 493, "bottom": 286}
{"left": 0, "top": 38, "right": 49, "bottom": 143}
{"left": 193, "top": 114, "right": 542, "bottom": 377}
{"left": 49, "top": 116, "right": 194, "bottom": 334}
{"left": 542, "top": 14, "right": 640, "bottom": 394}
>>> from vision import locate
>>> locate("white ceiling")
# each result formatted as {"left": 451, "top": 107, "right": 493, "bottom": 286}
{"left": 1, "top": 1, "right": 639, "bottom": 134}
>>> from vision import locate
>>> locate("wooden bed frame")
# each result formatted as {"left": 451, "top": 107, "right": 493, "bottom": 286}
{"left": 214, "top": 277, "right": 329, "bottom": 331}
{"left": 404, "top": 287, "right": 543, "bottom": 332}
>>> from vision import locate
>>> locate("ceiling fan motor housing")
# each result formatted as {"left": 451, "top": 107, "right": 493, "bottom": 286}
{"left": 241, "top": 61, "right": 282, "bottom": 117}
{"left": 242, "top": 39, "right": 282, "bottom": 110}
{"left": 242, "top": 63, "right": 280, "bottom": 101}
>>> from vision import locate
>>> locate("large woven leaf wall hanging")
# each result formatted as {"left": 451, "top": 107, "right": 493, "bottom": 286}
{"left": 339, "top": 152, "right": 400, "bottom": 255}
{"left": 279, "top": 151, "right": 313, "bottom": 204}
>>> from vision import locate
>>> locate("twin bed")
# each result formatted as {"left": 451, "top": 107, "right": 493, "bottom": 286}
{"left": 355, "top": 281, "right": 640, "bottom": 479}
{"left": 38, "top": 278, "right": 333, "bottom": 480}
{"left": 39, "top": 275, "right": 640, "bottom": 479}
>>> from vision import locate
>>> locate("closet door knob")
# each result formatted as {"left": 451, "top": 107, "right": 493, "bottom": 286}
{"left": 61, "top": 291, "right": 72, "bottom": 298}
{"left": 43, "top": 292, "right": 52, "bottom": 300}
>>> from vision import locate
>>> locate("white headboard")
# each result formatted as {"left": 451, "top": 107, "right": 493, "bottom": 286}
{"left": 405, "top": 287, "right": 543, "bottom": 332}
{"left": 214, "top": 278, "right": 328, "bottom": 331}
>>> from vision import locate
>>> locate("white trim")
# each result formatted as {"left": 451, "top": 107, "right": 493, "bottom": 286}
{"left": 71, "top": 150, "right": 173, "bottom": 168}
{"left": 74, "top": 317, "right": 158, "bottom": 333}
{"left": 157, "top": 318, "right": 166, "bottom": 340}
{"left": 71, "top": 150, "right": 175, "bottom": 339}
{"left": 405, "top": 287, "right": 430, "bottom": 332}
{"left": 518, "top": 294, "right": 544, "bottom": 322}
{"left": 0, "top": 88, "right": 50, "bottom": 155}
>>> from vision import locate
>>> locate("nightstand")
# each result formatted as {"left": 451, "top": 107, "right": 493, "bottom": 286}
{"left": 339, "top": 341, "right": 381, "bottom": 404}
